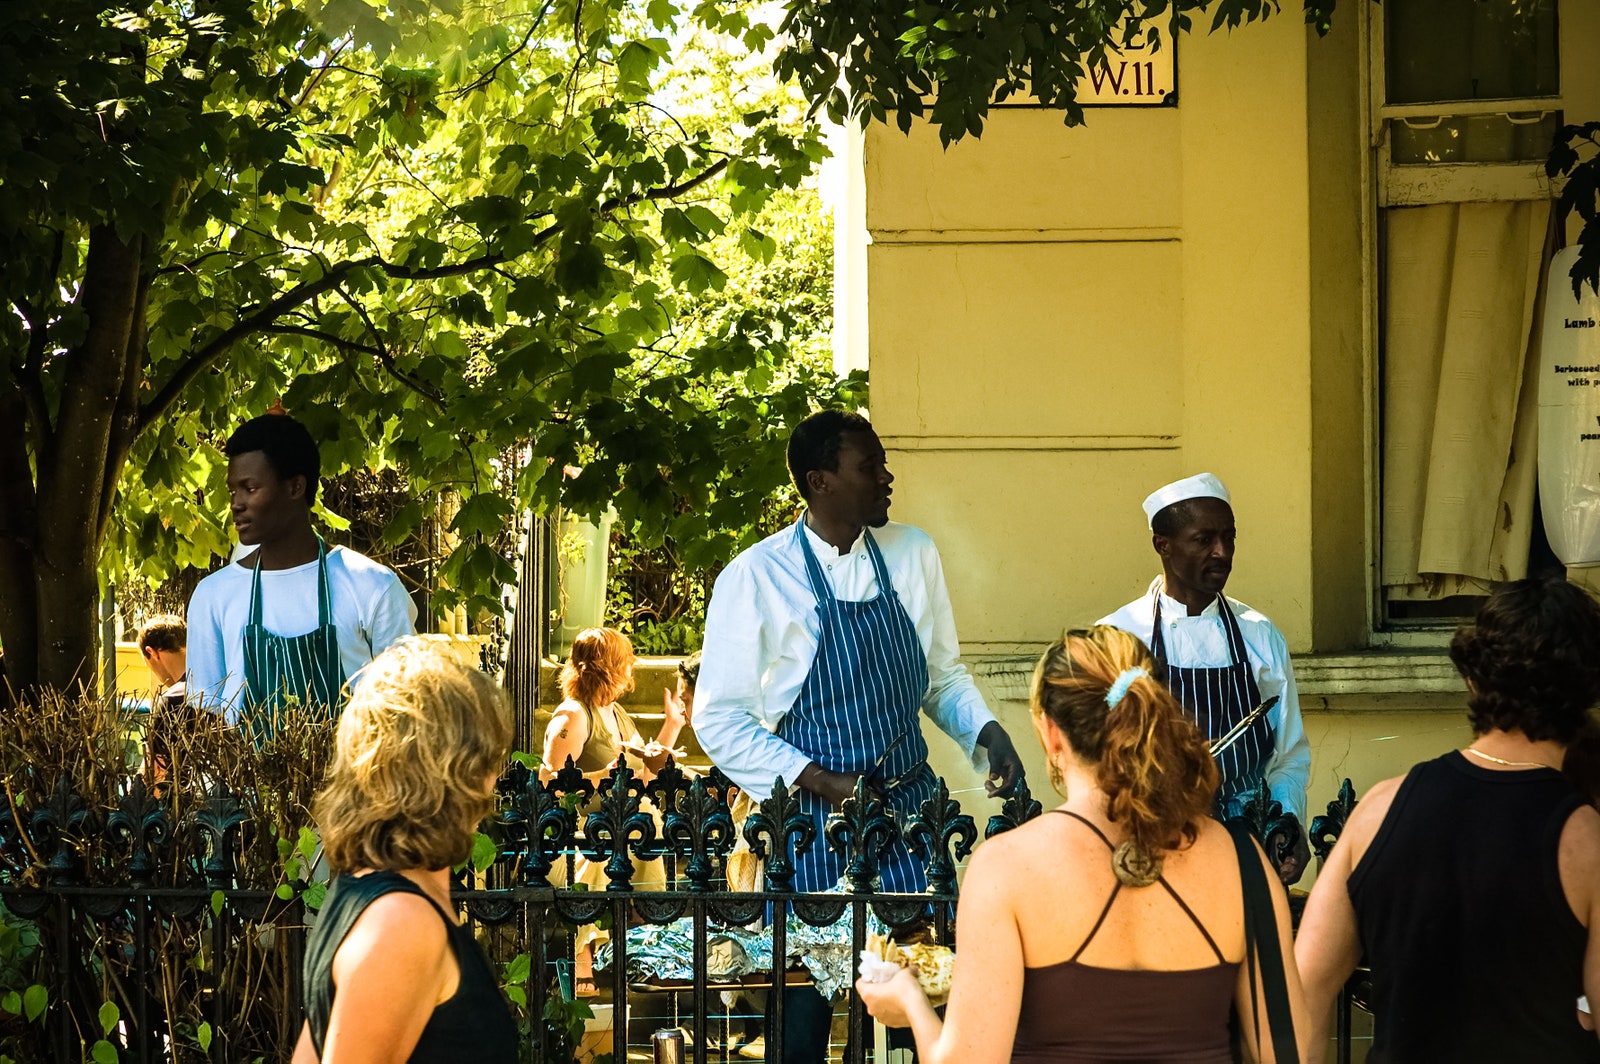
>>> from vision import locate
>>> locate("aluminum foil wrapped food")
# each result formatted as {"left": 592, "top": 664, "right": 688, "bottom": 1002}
{"left": 858, "top": 932, "right": 954, "bottom": 1006}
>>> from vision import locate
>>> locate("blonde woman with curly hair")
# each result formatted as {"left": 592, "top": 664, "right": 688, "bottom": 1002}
{"left": 292, "top": 639, "right": 515, "bottom": 1064}
{"left": 857, "top": 626, "right": 1308, "bottom": 1064}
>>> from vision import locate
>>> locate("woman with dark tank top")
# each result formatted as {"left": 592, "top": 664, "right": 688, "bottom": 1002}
{"left": 1297, "top": 576, "right": 1600, "bottom": 1063}
{"left": 291, "top": 639, "right": 517, "bottom": 1064}
{"left": 857, "top": 625, "right": 1309, "bottom": 1064}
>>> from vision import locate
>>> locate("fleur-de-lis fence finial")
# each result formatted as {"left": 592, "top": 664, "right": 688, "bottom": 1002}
{"left": 644, "top": 756, "right": 690, "bottom": 821}
{"left": 985, "top": 774, "right": 1043, "bottom": 839}
{"left": 499, "top": 763, "right": 574, "bottom": 889}
{"left": 108, "top": 777, "right": 172, "bottom": 887}
{"left": 30, "top": 774, "right": 99, "bottom": 887}
{"left": 187, "top": 785, "right": 249, "bottom": 891}
{"left": 826, "top": 777, "right": 899, "bottom": 894}
{"left": 743, "top": 777, "right": 815, "bottom": 892}
{"left": 580, "top": 760, "right": 656, "bottom": 890}
{"left": 1310, "top": 778, "right": 1358, "bottom": 862}
{"left": 663, "top": 775, "right": 735, "bottom": 891}
{"left": 903, "top": 778, "right": 977, "bottom": 895}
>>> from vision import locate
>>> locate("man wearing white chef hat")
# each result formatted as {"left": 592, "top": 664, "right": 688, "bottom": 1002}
{"left": 1098, "top": 472, "right": 1312, "bottom": 883}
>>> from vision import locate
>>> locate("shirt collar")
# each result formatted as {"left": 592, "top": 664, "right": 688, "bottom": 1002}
{"left": 801, "top": 517, "right": 867, "bottom": 560}
{"left": 1150, "top": 578, "right": 1221, "bottom": 620}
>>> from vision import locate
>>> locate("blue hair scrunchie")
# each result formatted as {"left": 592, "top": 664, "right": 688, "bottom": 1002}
{"left": 1104, "top": 666, "right": 1149, "bottom": 710}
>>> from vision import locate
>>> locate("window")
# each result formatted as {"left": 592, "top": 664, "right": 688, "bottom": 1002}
{"left": 1373, "top": 0, "right": 1563, "bottom": 626}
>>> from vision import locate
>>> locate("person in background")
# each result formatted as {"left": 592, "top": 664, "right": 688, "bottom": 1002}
{"left": 293, "top": 638, "right": 516, "bottom": 1064}
{"left": 857, "top": 626, "right": 1307, "bottom": 1064}
{"left": 539, "top": 626, "right": 682, "bottom": 994}
{"left": 1098, "top": 472, "right": 1312, "bottom": 883}
{"left": 665, "top": 650, "right": 701, "bottom": 727}
{"left": 186, "top": 410, "right": 416, "bottom": 728}
{"left": 1295, "top": 576, "right": 1600, "bottom": 1064}
{"left": 137, "top": 614, "right": 188, "bottom": 708}
{"left": 137, "top": 614, "right": 189, "bottom": 783}
{"left": 695, "top": 409, "right": 1024, "bottom": 1064}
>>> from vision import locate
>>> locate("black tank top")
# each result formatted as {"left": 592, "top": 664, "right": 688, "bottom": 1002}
{"left": 303, "top": 870, "right": 518, "bottom": 1063}
{"left": 1348, "top": 752, "right": 1598, "bottom": 1064}
{"left": 1010, "top": 811, "right": 1239, "bottom": 1063}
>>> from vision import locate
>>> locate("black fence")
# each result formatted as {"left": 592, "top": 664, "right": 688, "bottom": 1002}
{"left": 0, "top": 761, "right": 1360, "bottom": 1064}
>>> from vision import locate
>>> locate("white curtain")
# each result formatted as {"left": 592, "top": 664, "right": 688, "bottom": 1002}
{"left": 1381, "top": 199, "right": 1552, "bottom": 598}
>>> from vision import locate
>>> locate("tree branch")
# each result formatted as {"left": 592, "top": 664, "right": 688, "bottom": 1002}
{"left": 261, "top": 320, "right": 445, "bottom": 406}
{"left": 137, "top": 158, "right": 732, "bottom": 434}
{"left": 12, "top": 297, "right": 55, "bottom": 461}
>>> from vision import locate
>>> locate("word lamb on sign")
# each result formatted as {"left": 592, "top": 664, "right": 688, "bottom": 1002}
{"left": 1077, "top": 35, "right": 1176, "bottom": 106}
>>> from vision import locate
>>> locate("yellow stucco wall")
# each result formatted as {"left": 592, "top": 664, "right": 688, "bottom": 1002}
{"left": 868, "top": 15, "right": 1329, "bottom": 653}
{"left": 862, "top": 7, "right": 1600, "bottom": 840}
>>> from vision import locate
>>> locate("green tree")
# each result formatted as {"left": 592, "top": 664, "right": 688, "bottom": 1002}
{"left": 0, "top": 0, "right": 862, "bottom": 696}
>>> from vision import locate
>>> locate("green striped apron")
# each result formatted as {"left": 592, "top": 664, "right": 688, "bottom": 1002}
{"left": 241, "top": 536, "right": 346, "bottom": 735}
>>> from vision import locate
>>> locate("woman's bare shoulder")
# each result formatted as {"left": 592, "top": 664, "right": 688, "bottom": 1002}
{"left": 336, "top": 890, "right": 449, "bottom": 970}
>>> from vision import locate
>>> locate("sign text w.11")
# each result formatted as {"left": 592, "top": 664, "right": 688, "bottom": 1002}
{"left": 1076, "top": 33, "right": 1176, "bottom": 106}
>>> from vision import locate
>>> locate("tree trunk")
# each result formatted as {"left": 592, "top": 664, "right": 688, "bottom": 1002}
{"left": 0, "top": 385, "right": 40, "bottom": 703}
{"left": 27, "top": 225, "right": 146, "bottom": 696}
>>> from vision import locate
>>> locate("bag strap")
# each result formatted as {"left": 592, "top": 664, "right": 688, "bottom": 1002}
{"left": 1227, "top": 820, "right": 1299, "bottom": 1063}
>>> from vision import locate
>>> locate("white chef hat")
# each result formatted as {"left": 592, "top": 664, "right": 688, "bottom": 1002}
{"left": 1142, "top": 473, "right": 1231, "bottom": 529}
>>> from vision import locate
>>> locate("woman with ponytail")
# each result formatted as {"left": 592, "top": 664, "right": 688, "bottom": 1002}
{"left": 858, "top": 625, "right": 1308, "bottom": 1063}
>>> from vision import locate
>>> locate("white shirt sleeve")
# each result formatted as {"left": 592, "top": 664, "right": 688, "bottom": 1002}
{"left": 363, "top": 573, "right": 418, "bottom": 660}
{"left": 917, "top": 539, "right": 995, "bottom": 760}
{"left": 1259, "top": 629, "right": 1310, "bottom": 824}
{"left": 184, "top": 577, "right": 230, "bottom": 711}
{"left": 692, "top": 560, "right": 815, "bottom": 797}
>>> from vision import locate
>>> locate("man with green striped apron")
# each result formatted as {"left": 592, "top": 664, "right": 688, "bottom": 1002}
{"left": 697, "top": 410, "right": 1025, "bottom": 1064}
{"left": 1099, "top": 473, "right": 1312, "bottom": 884}
{"left": 188, "top": 412, "right": 416, "bottom": 726}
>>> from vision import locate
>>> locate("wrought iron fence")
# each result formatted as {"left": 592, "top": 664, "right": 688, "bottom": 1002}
{"left": 0, "top": 760, "right": 1357, "bottom": 1064}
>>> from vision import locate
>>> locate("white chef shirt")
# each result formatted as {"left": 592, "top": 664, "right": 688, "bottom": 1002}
{"left": 694, "top": 519, "right": 996, "bottom": 797}
{"left": 1098, "top": 582, "right": 1311, "bottom": 824}
{"left": 186, "top": 545, "right": 417, "bottom": 723}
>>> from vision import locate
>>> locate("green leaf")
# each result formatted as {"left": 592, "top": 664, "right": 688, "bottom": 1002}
{"left": 91, "top": 1039, "right": 118, "bottom": 1064}
{"left": 504, "top": 952, "right": 532, "bottom": 984}
{"left": 99, "top": 1000, "right": 120, "bottom": 1036}
{"left": 1, "top": 990, "right": 20, "bottom": 1016}
{"left": 302, "top": 880, "right": 329, "bottom": 912}
{"left": 211, "top": 890, "right": 225, "bottom": 917}
{"left": 449, "top": 493, "right": 514, "bottom": 538}
{"left": 275, "top": 883, "right": 294, "bottom": 900}
{"left": 470, "top": 831, "right": 496, "bottom": 873}
{"left": 197, "top": 1021, "right": 213, "bottom": 1052}
{"left": 23, "top": 984, "right": 46, "bottom": 1022}
{"left": 669, "top": 253, "right": 727, "bottom": 294}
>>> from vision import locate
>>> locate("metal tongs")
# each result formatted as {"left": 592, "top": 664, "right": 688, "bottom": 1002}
{"left": 1208, "top": 695, "right": 1281, "bottom": 757}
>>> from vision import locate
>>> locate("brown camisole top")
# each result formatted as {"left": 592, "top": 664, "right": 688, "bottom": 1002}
{"left": 1010, "top": 811, "right": 1239, "bottom": 1064}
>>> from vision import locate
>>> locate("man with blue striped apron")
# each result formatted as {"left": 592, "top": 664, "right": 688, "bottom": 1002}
{"left": 1098, "top": 473, "right": 1313, "bottom": 884}
{"left": 187, "top": 411, "right": 416, "bottom": 725}
{"left": 696, "top": 410, "right": 1024, "bottom": 1064}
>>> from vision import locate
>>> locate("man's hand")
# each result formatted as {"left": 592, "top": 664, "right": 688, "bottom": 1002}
{"left": 796, "top": 762, "right": 869, "bottom": 808}
{"left": 1276, "top": 814, "right": 1313, "bottom": 886}
{"left": 976, "top": 720, "right": 1023, "bottom": 798}
{"left": 662, "top": 687, "right": 690, "bottom": 734}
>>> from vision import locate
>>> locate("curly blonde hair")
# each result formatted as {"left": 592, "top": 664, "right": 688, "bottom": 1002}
{"left": 1032, "top": 626, "right": 1218, "bottom": 857}
{"left": 316, "top": 639, "right": 512, "bottom": 874}
{"left": 559, "top": 627, "right": 636, "bottom": 708}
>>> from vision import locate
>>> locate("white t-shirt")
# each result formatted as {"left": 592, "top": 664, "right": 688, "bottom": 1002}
{"left": 186, "top": 545, "right": 417, "bottom": 721}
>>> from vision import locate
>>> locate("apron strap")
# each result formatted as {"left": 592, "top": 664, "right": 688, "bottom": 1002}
{"left": 862, "top": 529, "right": 896, "bottom": 603}
{"left": 316, "top": 536, "right": 332, "bottom": 629}
{"left": 248, "top": 549, "right": 266, "bottom": 626}
{"left": 794, "top": 515, "right": 837, "bottom": 608}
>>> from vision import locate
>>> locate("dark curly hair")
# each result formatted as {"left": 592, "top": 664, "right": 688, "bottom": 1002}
{"left": 1449, "top": 576, "right": 1600, "bottom": 744}
{"left": 786, "top": 409, "right": 872, "bottom": 500}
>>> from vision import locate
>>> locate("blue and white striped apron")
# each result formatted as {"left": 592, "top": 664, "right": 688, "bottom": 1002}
{"left": 778, "top": 518, "right": 936, "bottom": 893}
{"left": 1149, "top": 587, "right": 1270, "bottom": 819}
